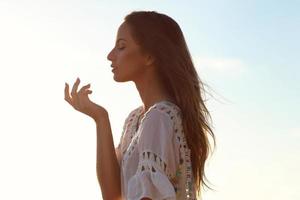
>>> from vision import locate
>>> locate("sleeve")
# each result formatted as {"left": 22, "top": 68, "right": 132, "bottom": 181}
{"left": 127, "top": 109, "right": 177, "bottom": 200}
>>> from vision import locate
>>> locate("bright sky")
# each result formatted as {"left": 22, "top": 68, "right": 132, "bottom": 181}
{"left": 0, "top": 0, "right": 299, "bottom": 199}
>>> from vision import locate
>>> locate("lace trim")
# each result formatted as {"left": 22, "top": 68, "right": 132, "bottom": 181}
{"left": 137, "top": 150, "right": 173, "bottom": 178}
{"left": 121, "top": 108, "right": 141, "bottom": 156}
{"left": 117, "top": 113, "right": 130, "bottom": 149}
{"left": 174, "top": 113, "right": 196, "bottom": 199}
{"left": 157, "top": 103, "right": 195, "bottom": 199}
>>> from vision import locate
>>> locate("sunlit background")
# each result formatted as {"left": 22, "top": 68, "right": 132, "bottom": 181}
{"left": 0, "top": 0, "right": 299, "bottom": 199}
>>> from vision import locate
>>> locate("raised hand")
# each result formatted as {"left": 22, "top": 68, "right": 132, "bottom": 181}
{"left": 64, "top": 77, "right": 107, "bottom": 122}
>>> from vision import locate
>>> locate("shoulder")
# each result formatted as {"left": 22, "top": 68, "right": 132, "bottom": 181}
{"left": 124, "top": 106, "right": 142, "bottom": 123}
{"left": 142, "top": 101, "right": 182, "bottom": 125}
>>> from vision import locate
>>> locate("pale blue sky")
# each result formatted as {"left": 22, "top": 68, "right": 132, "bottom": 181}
{"left": 0, "top": 0, "right": 299, "bottom": 199}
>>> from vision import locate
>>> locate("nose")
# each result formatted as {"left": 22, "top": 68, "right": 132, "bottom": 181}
{"left": 107, "top": 48, "right": 114, "bottom": 61}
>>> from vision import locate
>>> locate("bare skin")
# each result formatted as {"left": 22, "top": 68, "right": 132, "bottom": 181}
{"left": 64, "top": 21, "right": 174, "bottom": 200}
{"left": 64, "top": 78, "right": 121, "bottom": 200}
{"left": 107, "top": 22, "right": 175, "bottom": 115}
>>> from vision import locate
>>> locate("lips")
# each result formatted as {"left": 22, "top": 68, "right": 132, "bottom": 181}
{"left": 112, "top": 67, "right": 117, "bottom": 72}
{"left": 111, "top": 64, "right": 117, "bottom": 72}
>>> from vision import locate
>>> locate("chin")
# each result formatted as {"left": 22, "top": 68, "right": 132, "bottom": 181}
{"left": 113, "top": 74, "right": 131, "bottom": 83}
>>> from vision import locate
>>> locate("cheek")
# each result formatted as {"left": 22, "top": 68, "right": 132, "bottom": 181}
{"left": 118, "top": 50, "right": 137, "bottom": 62}
{"left": 118, "top": 50, "right": 145, "bottom": 70}
{"left": 116, "top": 51, "right": 146, "bottom": 80}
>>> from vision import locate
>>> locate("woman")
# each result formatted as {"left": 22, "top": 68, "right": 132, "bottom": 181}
{"left": 64, "top": 11, "right": 215, "bottom": 200}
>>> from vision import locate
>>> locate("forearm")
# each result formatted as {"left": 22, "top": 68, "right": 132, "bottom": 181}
{"left": 95, "top": 113, "right": 121, "bottom": 200}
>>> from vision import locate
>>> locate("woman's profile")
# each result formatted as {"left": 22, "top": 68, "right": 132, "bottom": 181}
{"left": 64, "top": 10, "right": 215, "bottom": 200}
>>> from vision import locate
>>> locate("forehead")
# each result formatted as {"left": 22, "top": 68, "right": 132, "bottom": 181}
{"left": 116, "top": 22, "right": 133, "bottom": 43}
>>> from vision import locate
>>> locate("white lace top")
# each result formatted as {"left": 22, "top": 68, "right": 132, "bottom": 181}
{"left": 115, "top": 100, "right": 197, "bottom": 200}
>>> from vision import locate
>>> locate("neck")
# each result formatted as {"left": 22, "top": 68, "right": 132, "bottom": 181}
{"left": 133, "top": 69, "right": 174, "bottom": 114}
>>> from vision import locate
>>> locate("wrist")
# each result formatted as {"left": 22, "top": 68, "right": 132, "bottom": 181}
{"left": 94, "top": 111, "right": 109, "bottom": 124}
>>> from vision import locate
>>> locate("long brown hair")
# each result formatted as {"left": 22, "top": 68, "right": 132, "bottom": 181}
{"left": 124, "top": 11, "right": 216, "bottom": 199}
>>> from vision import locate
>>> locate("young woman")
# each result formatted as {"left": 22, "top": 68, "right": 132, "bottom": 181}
{"left": 65, "top": 11, "right": 215, "bottom": 200}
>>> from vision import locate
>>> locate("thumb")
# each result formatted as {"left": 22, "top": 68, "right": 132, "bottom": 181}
{"left": 84, "top": 90, "right": 92, "bottom": 94}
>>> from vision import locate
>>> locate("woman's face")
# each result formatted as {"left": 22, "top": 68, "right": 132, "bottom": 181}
{"left": 107, "top": 22, "right": 150, "bottom": 82}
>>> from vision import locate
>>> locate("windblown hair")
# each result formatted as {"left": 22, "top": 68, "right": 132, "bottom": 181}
{"left": 124, "top": 11, "right": 216, "bottom": 199}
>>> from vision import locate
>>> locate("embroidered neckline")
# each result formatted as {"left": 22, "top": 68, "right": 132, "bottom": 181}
{"left": 135, "top": 100, "right": 180, "bottom": 132}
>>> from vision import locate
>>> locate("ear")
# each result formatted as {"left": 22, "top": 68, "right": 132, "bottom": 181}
{"left": 145, "top": 54, "right": 156, "bottom": 66}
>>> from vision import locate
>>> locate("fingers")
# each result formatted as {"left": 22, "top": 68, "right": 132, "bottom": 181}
{"left": 64, "top": 82, "right": 72, "bottom": 104}
{"left": 71, "top": 78, "right": 80, "bottom": 99}
{"left": 64, "top": 77, "right": 92, "bottom": 109}
{"left": 84, "top": 89, "right": 92, "bottom": 95}
{"left": 78, "top": 83, "right": 91, "bottom": 94}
